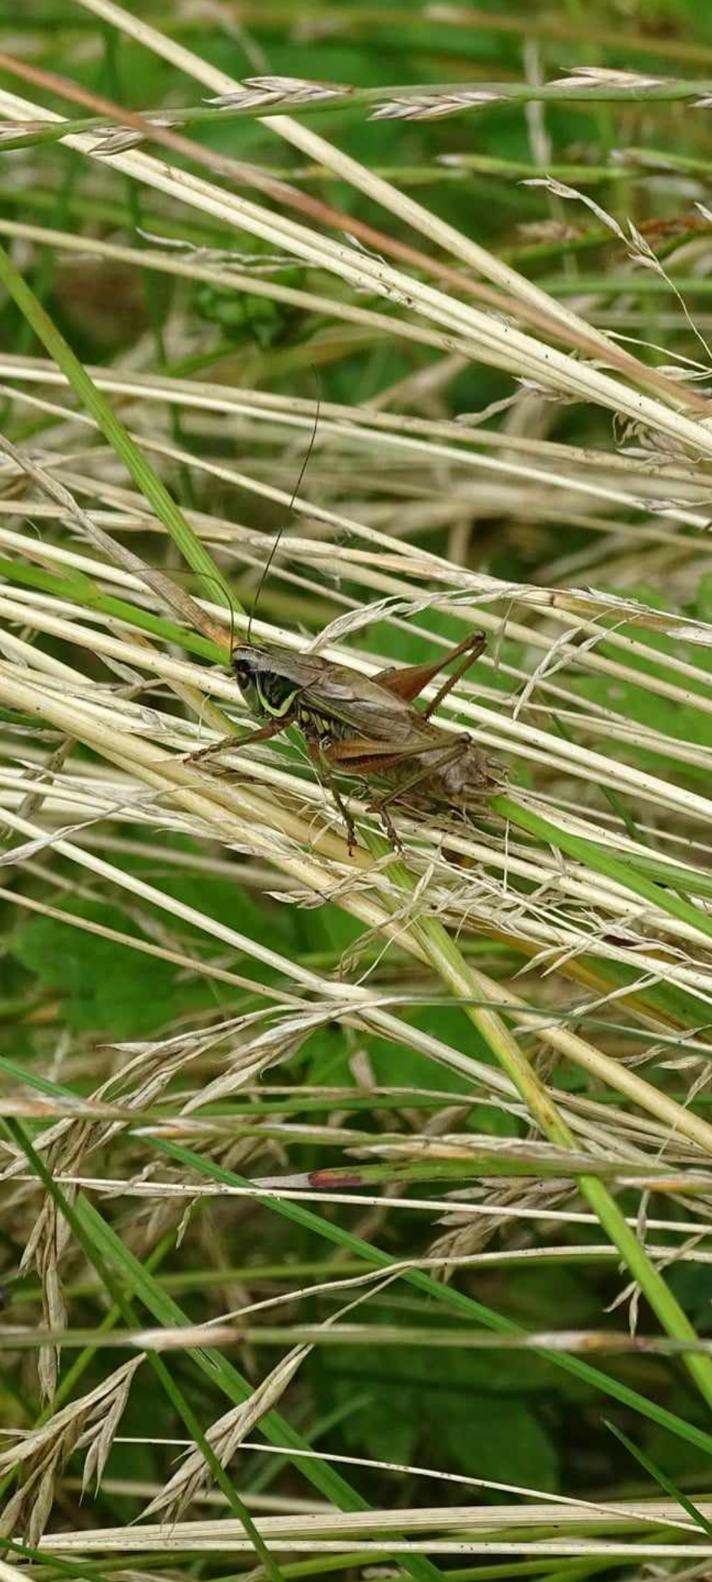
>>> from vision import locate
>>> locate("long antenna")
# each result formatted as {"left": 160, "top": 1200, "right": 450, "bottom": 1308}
{"left": 246, "top": 383, "right": 321, "bottom": 646}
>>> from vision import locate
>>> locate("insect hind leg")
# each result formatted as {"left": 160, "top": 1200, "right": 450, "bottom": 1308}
{"left": 422, "top": 632, "right": 487, "bottom": 720}
{"left": 368, "top": 735, "right": 472, "bottom": 831}
{"left": 373, "top": 632, "right": 486, "bottom": 719}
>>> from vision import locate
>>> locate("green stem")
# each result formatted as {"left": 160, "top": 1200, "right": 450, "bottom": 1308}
{"left": 375, "top": 838, "right": 712, "bottom": 1416}
{"left": 150, "top": 1133, "right": 712, "bottom": 1457}
{"left": 0, "top": 240, "right": 227, "bottom": 608}
{"left": 2, "top": 1119, "right": 284, "bottom": 1582}
{"left": 495, "top": 794, "right": 712, "bottom": 944}
{"left": 3, "top": 77, "right": 712, "bottom": 152}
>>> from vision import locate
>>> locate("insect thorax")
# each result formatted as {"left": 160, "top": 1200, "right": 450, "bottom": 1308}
{"left": 251, "top": 666, "right": 302, "bottom": 719}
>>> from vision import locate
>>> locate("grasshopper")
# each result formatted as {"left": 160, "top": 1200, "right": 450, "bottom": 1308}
{"left": 229, "top": 631, "right": 502, "bottom": 852}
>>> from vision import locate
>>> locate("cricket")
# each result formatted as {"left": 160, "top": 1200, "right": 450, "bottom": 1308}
{"left": 202, "top": 402, "right": 503, "bottom": 852}
{"left": 230, "top": 631, "right": 501, "bottom": 852}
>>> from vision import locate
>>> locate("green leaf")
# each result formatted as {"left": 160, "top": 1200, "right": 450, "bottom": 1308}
{"left": 316, "top": 1321, "right": 559, "bottom": 1488}
{"left": 10, "top": 900, "right": 214, "bottom": 1036}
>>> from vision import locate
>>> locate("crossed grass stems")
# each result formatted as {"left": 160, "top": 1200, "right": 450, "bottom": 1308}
{"left": 1, "top": 0, "right": 712, "bottom": 1567}
{"left": 4, "top": 411, "right": 712, "bottom": 1544}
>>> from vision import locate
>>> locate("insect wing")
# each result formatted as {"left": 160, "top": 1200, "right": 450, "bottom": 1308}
{"left": 299, "top": 663, "right": 434, "bottom": 748}
{"left": 246, "top": 643, "right": 438, "bottom": 750}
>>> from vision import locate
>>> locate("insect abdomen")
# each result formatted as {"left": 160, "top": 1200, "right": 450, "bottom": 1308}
{"left": 294, "top": 702, "right": 347, "bottom": 741}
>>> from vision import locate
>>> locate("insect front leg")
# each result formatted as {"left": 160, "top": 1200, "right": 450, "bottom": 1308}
{"left": 306, "top": 740, "right": 358, "bottom": 854}
{"left": 185, "top": 715, "right": 287, "bottom": 766}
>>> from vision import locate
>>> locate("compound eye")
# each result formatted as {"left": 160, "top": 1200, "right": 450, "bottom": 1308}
{"left": 233, "top": 657, "right": 251, "bottom": 692}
